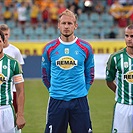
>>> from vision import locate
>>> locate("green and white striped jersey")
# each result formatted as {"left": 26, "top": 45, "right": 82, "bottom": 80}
{"left": 106, "top": 47, "right": 133, "bottom": 105}
{"left": 0, "top": 54, "right": 23, "bottom": 106}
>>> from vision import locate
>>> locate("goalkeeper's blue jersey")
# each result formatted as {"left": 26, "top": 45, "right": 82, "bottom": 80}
{"left": 41, "top": 37, "right": 94, "bottom": 101}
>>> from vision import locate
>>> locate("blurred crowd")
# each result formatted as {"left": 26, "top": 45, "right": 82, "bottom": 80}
{"left": 0, "top": 0, "right": 133, "bottom": 40}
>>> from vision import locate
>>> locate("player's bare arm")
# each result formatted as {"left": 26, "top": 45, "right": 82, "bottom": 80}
{"left": 106, "top": 81, "right": 116, "bottom": 93}
{"left": 15, "top": 82, "right": 26, "bottom": 129}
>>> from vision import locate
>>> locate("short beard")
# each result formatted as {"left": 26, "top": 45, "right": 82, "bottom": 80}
{"left": 0, "top": 49, "right": 3, "bottom": 54}
{"left": 61, "top": 32, "right": 73, "bottom": 38}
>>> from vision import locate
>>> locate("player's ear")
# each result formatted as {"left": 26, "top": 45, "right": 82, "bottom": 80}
{"left": 58, "top": 23, "right": 60, "bottom": 29}
{"left": 75, "top": 24, "right": 78, "bottom": 29}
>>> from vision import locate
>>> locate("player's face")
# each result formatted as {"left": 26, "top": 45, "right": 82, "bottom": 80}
{"left": 0, "top": 36, "right": 4, "bottom": 54}
{"left": 58, "top": 15, "right": 78, "bottom": 37}
{"left": 2, "top": 29, "right": 10, "bottom": 45}
{"left": 125, "top": 28, "right": 133, "bottom": 48}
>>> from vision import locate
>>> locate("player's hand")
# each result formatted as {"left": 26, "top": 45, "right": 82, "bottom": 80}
{"left": 16, "top": 115, "right": 26, "bottom": 129}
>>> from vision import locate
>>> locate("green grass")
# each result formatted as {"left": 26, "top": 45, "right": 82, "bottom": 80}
{"left": 22, "top": 79, "right": 115, "bottom": 133}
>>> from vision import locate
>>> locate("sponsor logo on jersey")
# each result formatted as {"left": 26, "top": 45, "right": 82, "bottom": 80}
{"left": 124, "top": 70, "right": 133, "bottom": 83}
{"left": 0, "top": 73, "right": 6, "bottom": 85}
{"left": 56, "top": 56, "right": 77, "bottom": 70}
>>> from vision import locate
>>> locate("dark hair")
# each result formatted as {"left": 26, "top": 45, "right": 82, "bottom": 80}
{"left": 0, "top": 30, "right": 5, "bottom": 42}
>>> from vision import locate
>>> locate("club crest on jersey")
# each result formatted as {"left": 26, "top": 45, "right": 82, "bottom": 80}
{"left": 124, "top": 70, "right": 133, "bottom": 83}
{"left": 0, "top": 73, "right": 6, "bottom": 85}
{"left": 75, "top": 50, "right": 79, "bottom": 55}
{"left": 124, "top": 62, "right": 128, "bottom": 68}
{"left": 64, "top": 48, "right": 69, "bottom": 54}
{"left": 56, "top": 56, "right": 77, "bottom": 70}
{"left": 42, "top": 57, "right": 45, "bottom": 62}
{"left": 3, "top": 65, "right": 7, "bottom": 69}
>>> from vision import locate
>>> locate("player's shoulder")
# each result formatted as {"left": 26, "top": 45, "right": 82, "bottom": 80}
{"left": 108, "top": 48, "right": 125, "bottom": 62}
{"left": 9, "top": 44, "right": 20, "bottom": 51}
{"left": 46, "top": 39, "right": 59, "bottom": 47}
{"left": 4, "top": 54, "right": 18, "bottom": 62}
{"left": 43, "top": 38, "right": 60, "bottom": 51}
{"left": 77, "top": 38, "right": 88, "bottom": 44}
{"left": 77, "top": 38, "right": 92, "bottom": 47}
{"left": 111, "top": 48, "right": 125, "bottom": 58}
{"left": 76, "top": 38, "right": 93, "bottom": 52}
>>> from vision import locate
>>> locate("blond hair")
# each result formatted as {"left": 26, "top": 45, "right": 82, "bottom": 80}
{"left": 0, "top": 24, "right": 9, "bottom": 31}
{"left": 58, "top": 9, "right": 78, "bottom": 23}
{"left": 126, "top": 24, "right": 133, "bottom": 30}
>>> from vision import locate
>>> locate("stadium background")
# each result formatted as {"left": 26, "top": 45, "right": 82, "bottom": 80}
{"left": 0, "top": 0, "right": 131, "bottom": 132}
{"left": 1, "top": 0, "right": 133, "bottom": 40}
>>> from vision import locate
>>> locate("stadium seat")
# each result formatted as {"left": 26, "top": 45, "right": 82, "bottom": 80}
{"left": 100, "top": 13, "right": 114, "bottom": 22}
{"left": 45, "top": 27, "right": 56, "bottom": 37}
{"left": 78, "top": 27, "right": 90, "bottom": 39}
{"left": 112, "top": 26, "right": 119, "bottom": 36}
{"left": 74, "top": 29, "right": 79, "bottom": 36}
{"left": 88, "top": 34, "right": 94, "bottom": 39}
{"left": 78, "top": 27, "right": 89, "bottom": 36}
{"left": 101, "top": 27, "right": 111, "bottom": 38}
{"left": 40, "top": 34, "right": 49, "bottom": 40}
{"left": 77, "top": 32, "right": 94, "bottom": 39}
{"left": 78, "top": 21, "right": 83, "bottom": 29}
{"left": 34, "top": 27, "right": 45, "bottom": 36}
{"left": 78, "top": 13, "right": 89, "bottom": 22}
{"left": 9, "top": 34, "right": 16, "bottom": 40}
{"left": 12, "top": 27, "right": 23, "bottom": 36}
{"left": 50, "top": 34, "right": 59, "bottom": 39}
{"left": 90, "top": 28, "right": 100, "bottom": 38}
{"left": 24, "top": 27, "right": 35, "bottom": 36}
{"left": 28, "top": 34, "right": 39, "bottom": 40}
{"left": 95, "top": 22, "right": 104, "bottom": 29}
{"left": 83, "top": 21, "right": 93, "bottom": 29}
{"left": 90, "top": 13, "right": 100, "bottom": 22}
{"left": 6, "top": 21, "right": 16, "bottom": 29}
{"left": 103, "top": 21, "right": 114, "bottom": 27}
{"left": 16, "top": 34, "right": 27, "bottom": 40}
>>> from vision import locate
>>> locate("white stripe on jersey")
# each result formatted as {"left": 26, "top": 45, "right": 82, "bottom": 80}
{"left": 120, "top": 54, "right": 124, "bottom": 104}
{"left": 0, "top": 60, "right": 1, "bottom": 105}
{"left": 128, "top": 58, "right": 132, "bottom": 104}
{"left": 5, "top": 59, "right": 10, "bottom": 105}
{"left": 114, "top": 57, "right": 118, "bottom": 101}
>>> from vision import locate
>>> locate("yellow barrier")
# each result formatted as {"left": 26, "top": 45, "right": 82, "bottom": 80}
{"left": 91, "top": 40, "right": 125, "bottom": 54}
{"left": 11, "top": 40, "right": 125, "bottom": 55}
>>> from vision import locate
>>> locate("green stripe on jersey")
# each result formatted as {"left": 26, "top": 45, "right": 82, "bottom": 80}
{"left": 0, "top": 54, "right": 22, "bottom": 106}
{"left": 106, "top": 48, "right": 133, "bottom": 105}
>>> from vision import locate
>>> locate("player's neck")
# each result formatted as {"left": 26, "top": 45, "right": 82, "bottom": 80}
{"left": 126, "top": 47, "right": 133, "bottom": 57}
{"left": 60, "top": 35, "right": 76, "bottom": 42}
{"left": 0, "top": 52, "right": 4, "bottom": 59}
{"left": 3, "top": 42, "right": 9, "bottom": 48}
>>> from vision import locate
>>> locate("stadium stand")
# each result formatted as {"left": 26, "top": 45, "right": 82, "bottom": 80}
{"left": 0, "top": 0, "right": 132, "bottom": 41}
